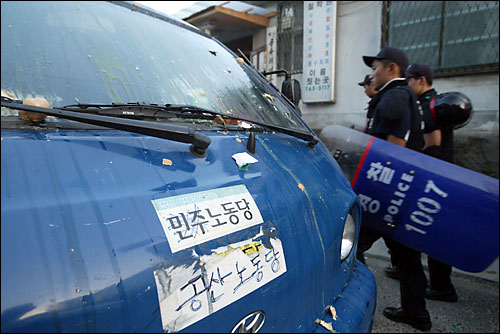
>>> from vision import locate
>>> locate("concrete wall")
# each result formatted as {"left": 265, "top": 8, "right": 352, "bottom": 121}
{"left": 443, "top": 73, "right": 499, "bottom": 178}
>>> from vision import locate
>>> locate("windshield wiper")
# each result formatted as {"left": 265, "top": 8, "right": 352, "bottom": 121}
{"left": 60, "top": 102, "right": 319, "bottom": 147}
{"left": 1, "top": 98, "right": 211, "bottom": 157}
{"left": 59, "top": 102, "right": 204, "bottom": 119}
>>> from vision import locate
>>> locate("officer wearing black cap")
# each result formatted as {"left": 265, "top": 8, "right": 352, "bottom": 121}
{"left": 406, "top": 62, "right": 459, "bottom": 303}
{"left": 406, "top": 63, "right": 454, "bottom": 161}
{"left": 358, "top": 74, "right": 377, "bottom": 99}
{"left": 361, "top": 46, "right": 424, "bottom": 150}
{"left": 357, "top": 74, "right": 400, "bottom": 273}
{"left": 358, "top": 74, "right": 378, "bottom": 133}
{"left": 357, "top": 46, "right": 431, "bottom": 331}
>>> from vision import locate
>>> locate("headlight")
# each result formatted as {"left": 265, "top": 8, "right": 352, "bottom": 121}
{"left": 341, "top": 213, "right": 356, "bottom": 261}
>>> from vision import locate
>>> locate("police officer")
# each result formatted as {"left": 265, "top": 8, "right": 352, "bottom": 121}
{"left": 358, "top": 75, "right": 379, "bottom": 134}
{"left": 360, "top": 46, "right": 431, "bottom": 331}
{"left": 358, "top": 74, "right": 377, "bottom": 99}
{"left": 357, "top": 74, "right": 399, "bottom": 276}
{"left": 357, "top": 75, "right": 401, "bottom": 276}
{"left": 406, "top": 62, "right": 458, "bottom": 302}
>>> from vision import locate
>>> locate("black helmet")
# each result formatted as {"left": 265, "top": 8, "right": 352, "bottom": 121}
{"left": 430, "top": 92, "right": 473, "bottom": 129}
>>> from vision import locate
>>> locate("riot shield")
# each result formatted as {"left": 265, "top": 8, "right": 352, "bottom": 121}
{"left": 320, "top": 124, "right": 499, "bottom": 272}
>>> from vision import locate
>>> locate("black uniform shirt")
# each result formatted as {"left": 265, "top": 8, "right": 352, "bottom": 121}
{"left": 366, "top": 79, "right": 424, "bottom": 152}
{"left": 418, "top": 88, "right": 454, "bottom": 163}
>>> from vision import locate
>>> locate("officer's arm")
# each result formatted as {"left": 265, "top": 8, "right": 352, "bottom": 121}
{"left": 387, "top": 135, "right": 406, "bottom": 147}
{"left": 424, "top": 129, "right": 442, "bottom": 149}
{"left": 423, "top": 129, "right": 443, "bottom": 158}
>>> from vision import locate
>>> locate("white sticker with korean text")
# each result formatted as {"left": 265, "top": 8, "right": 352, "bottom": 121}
{"left": 153, "top": 234, "right": 287, "bottom": 332}
{"left": 152, "top": 185, "right": 264, "bottom": 253}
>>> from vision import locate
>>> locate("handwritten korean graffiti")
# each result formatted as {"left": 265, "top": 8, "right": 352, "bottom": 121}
{"left": 153, "top": 234, "right": 287, "bottom": 332}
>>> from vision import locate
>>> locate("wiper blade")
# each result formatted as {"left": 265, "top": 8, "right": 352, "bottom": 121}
{"left": 1, "top": 99, "right": 211, "bottom": 157}
{"left": 59, "top": 102, "right": 203, "bottom": 120}
{"left": 163, "top": 104, "right": 318, "bottom": 146}
{"left": 168, "top": 104, "right": 319, "bottom": 147}
{"left": 60, "top": 102, "right": 318, "bottom": 147}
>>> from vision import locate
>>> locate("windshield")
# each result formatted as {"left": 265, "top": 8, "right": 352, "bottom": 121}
{"left": 1, "top": 1, "right": 306, "bottom": 131}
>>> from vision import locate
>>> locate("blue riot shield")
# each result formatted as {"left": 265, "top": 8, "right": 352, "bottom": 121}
{"left": 320, "top": 124, "right": 499, "bottom": 273}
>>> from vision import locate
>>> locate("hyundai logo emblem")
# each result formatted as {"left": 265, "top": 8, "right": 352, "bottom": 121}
{"left": 231, "top": 311, "right": 266, "bottom": 333}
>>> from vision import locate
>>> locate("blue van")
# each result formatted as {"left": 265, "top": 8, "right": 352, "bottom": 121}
{"left": 1, "top": 2, "right": 376, "bottom": 332}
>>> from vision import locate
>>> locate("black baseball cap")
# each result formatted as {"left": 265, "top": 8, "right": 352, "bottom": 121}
{"left": 358, "top": 74, "right": 372, "bottom": 86}
{"left": 363, "top": 46, "right": 409, "bottom": 73}
{"left": 406, "top": 62, "right": 434, "bottom": 85}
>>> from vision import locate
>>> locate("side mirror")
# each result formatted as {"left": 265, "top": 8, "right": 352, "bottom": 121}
{"left": 262, "top": 69, "right": 302, "bottom": 115}
{"left": 281, "top": 78, "right": 302, "bottom": 110}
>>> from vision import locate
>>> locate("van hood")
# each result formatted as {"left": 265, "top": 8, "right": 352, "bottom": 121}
{"left": 1, "top": 129, "right": 359, "bottom": 332}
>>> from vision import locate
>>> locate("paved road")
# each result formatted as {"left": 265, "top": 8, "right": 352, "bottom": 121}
{"left": 366, "top": 254, "right": 499, "bottom": 333}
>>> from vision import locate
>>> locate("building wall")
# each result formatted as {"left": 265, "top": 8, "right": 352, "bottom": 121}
{"left": 441, "top": 73, "right": 499, "bottom": 178}
{"left": 256, "top": 1, "right": 498, "bottom": 177}
{"left": 299, "top": 2, "right": 499, "bottom": 128}
{"left": 295, "top": 1, "right": 498, "bottom": 177}
{"left": 252, "top": 28, "right": 266, "bottom": 50}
